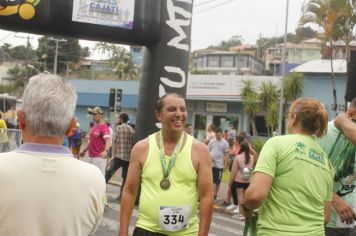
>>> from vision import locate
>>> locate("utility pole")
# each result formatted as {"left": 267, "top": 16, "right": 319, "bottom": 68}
{"left": 277, "top": 0, "right": 289, "bottom": 135}
{"left": 15, "top": 34, "right": 34, "bottom": 80}
{"left": 257, "top": 33, "right": 262, "bottom": 59}
{"left": 48, "top": 37, "right": 67, "bottom": 74}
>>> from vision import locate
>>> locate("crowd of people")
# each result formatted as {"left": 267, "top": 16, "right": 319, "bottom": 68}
{"left": 0, "top": 73, "right": 355, "bottom": 236}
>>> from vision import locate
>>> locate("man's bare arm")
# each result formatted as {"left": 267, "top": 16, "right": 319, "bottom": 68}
{"left": 334, "top": 113, "right": 356, "bottom": 144}
{"left": 241, "top": 172, "right": 273, "bottom": 216}
{"left": 119, "top": 139, "right": 147, "bottom": 236}
{"left": 194, "top": 141, "right": 213, "bottom": 236}
{"left": 332, "top": 193, "right": 356, "bottom": 224}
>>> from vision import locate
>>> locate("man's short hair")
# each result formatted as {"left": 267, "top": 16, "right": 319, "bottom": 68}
{"left": 21, "top": 74, "right": 77, "bottom": 137}
{"left": 216, "top": 128, "right": 222, "bottom": 133}
{"left": 154, "top": 93, "right": 184, "bottom": 112}
{"left": 119, "top": 112, "right": 129, "bottom": 123}
{"left": 185, "top": 123, "right": 192, "bottom": 128}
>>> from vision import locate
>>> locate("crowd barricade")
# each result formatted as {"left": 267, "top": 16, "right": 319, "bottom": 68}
{"left": 0, "top": 129, "right": 22, "bottom": 153}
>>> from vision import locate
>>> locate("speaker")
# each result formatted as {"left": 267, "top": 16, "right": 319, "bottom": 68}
{"left": 346, "top": 51, "right": 356, "bottom": 102}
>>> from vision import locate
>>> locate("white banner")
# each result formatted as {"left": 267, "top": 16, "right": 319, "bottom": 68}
{"left": 186, "top": 75, "right": 280, "bottom": 101}
{"left": 72, "top": 0, "right": 135, "bottom": 29}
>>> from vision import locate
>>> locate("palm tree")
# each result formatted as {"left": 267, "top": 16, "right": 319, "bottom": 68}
{"left": 284, "top": 72, "right": 304, "bottom": 102}
{"left": 329, "top": 0, "right": 356, "bottom": 61}
{"left": 265, "top": 103, "right": 279, "bottom": 136}
{"left": 259, "top": 81, "right": 279, "bottom": 136}
{"left": 95, "top": 42, "right": 138, "bottom": 80}
{"left": 300, "top": 0, "right": 343, "bottom": 114}
{"left": 241, "top": 80, "right": 259, "bottom": 136}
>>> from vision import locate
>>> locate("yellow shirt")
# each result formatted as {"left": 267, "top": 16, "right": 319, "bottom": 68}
{"left": 136, "top": 133, "right": 198, "bottom": 235}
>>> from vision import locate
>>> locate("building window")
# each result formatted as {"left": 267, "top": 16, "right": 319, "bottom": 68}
{"left": 208, "top": 56, "right": 219, "bottom": 67}
{"left": 238, "top": 56, "right": 248, "bottom": 67}
{"left": 221, "top": 56, "right": 233, "bottom": 67}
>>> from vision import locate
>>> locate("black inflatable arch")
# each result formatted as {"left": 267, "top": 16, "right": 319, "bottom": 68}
{"left": 0, "top": 0, "right": 193, "bottom": 141}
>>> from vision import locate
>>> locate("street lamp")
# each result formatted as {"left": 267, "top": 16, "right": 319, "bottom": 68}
{"left": 277, "top": 0, "right": 289, "bottom": 135}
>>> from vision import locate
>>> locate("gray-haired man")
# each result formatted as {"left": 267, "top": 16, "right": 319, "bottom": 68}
{"left": 0, "top": 74, "right": 106, "bottom": 236}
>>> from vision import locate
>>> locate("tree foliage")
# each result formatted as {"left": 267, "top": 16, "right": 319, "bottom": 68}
{"left": 36, "top": 36, "right": 87, "bottom": 73}
{"left": 207, "top": 35, "right": 243, "bottom": 50}
{"left": 299, "top": 0, "right": 355, "bottom": 114}
{"left": 241, "top": 80, "right": 259, "bottom": 136}
{"left": 284, "top": 72, "right": 304, "bottom": 102}
{"left": 1, "top": 43, "right": 36, "bottom": 60}
{"left": 259, "top": 81, "right": 280, "bottom": 136}
{"left": 95, "top": 42, "right": 138, "bottom": 80}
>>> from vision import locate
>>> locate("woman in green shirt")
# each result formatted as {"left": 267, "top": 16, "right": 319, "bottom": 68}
{"left": 241, "top": 97, "right": 334, "bottom": 236}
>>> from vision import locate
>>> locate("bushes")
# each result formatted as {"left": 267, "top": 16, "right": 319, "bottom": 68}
{"left": 251, "top": 138, "right": 266, "bottom": 155}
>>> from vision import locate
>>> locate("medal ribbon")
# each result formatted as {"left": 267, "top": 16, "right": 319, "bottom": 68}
{"left": 159, "top": 130, "right": 184, "bottom": 179}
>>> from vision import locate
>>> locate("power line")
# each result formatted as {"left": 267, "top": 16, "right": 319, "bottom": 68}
{"left": 194, "top": 0, "right": 223, "bottom": 8}
{"left": 194, "top": 0, "right": 236, "bottom": 15}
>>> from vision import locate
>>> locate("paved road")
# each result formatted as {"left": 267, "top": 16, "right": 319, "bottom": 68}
{"left": 94, "top": 184, "right": 245, "bottom": 236}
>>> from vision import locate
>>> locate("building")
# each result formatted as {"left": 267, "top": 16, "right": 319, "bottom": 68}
{"left": 68, "top": 79, "right": 139, "bottom": 132}
{"left": 69, "top": 58, "right": 347, "bottom": 138}
{"left": 265, "top": 41, "right": 321, "bottom": 75}
{"left": 191, "top": 49, "right": 264, "bottom": 75}
{"left": 292, "top": 59, "right": 347, "bottom": 115}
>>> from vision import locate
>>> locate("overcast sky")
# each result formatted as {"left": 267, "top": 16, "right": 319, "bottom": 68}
{"left": 0, "top": 0, "right": 306, "bottom": 57}
{"left": 191, "top": 0, "right": 305, "bottom": 50}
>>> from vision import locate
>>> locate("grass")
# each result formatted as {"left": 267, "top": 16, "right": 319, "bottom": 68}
{"left": 221, "top": 169, "right": 231, "bottom": 183}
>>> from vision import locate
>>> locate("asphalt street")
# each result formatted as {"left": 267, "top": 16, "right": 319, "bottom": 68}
{"left": 93, "top": 184, "right": 245, "bottom": 236}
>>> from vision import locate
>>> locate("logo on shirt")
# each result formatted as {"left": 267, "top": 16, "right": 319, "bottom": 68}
{"left": 295, "top": 142, "right": 306, "bottom": 154}
{"left": 337, "top": 183, "right": 355, "bottom": 197}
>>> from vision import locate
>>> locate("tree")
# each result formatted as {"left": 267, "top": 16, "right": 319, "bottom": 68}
{"left": 295, "top": 26, "right": 318, "bottom": 42}
{"left": 259, "top": 81, "right": 279, "bottom": 136}
{"left": 36, "top": 36, "right": 86, "bottom": 74}
{"left": 207, "top": 35, "right": 243, "bottom": 50}
{"left": 265, "top": 103, "right": 279, "bottom": 136}
{"left": 300, "top": 0, "right": 349, "bottom": 114}
{"left": 284, "top": 72, "right": 304, "bottom": 102}
{"left": 0, "top": 43, "right": 11, "bottom": 54}
{"left": 80, "top": 47, "right": 90, "bottom": 58}
{"left": 241, "top": 80, "right": 259, "bottom": 136}
{"left": 95, "top": 42, "right": 138, "bottom": 80}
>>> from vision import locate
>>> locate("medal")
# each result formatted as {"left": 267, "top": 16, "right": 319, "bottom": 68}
{"left": 158, "top": 131, "right": 184, "bottom": 190}
{"left": 160, "top": 178, "right": 171, "bottom": 190}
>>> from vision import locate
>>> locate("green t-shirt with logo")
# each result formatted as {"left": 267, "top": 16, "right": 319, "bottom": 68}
{"left": 318, "top": 122, "right": 356, "bottom": 228}
{"left": 254, "top": 134, "right": 334, "bottom": 236}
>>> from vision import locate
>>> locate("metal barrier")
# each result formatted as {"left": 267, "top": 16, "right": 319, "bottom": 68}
{"left": 0, "top": 129, "right": 22, "bottom": 153}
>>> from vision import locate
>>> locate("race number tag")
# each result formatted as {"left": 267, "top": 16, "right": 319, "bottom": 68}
{"left": 159, "top": 205, "right": 191, "bottom": 232}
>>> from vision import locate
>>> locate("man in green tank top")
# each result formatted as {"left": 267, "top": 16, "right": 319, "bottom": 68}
{"left": 318, "top": 98, "right": 356, "bottom": 236}
{"left": 119, "top": 93, "right": 214, "bottom": 236}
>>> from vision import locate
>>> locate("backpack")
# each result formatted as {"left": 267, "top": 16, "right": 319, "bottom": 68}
{"left": 241, "top": 166, "right": 252, "bottom": 180}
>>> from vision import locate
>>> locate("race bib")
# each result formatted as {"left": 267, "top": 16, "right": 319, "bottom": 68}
{"left": 159, "top": 205, "right": 191, "bottom": 232}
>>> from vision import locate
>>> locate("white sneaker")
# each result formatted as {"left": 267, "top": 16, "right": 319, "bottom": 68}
{"left": 226, "top": 204, "right": 237, "bottom": 210}
{"left": 232, "top": 207, "right": 240, "bottom": 214}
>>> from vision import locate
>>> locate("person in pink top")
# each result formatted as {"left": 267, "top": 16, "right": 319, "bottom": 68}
{"left": 229, "top": 141, "right": 255, "bottom": 220}
{"left": 79, "top": 106, "right": 111, "bottom": 175}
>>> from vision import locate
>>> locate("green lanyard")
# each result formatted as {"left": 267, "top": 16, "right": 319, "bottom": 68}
{"left": 159, "top": 130, "right": 184, "bottom": 178}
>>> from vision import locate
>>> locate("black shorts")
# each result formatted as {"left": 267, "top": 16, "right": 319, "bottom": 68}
{"left": 212, "top": 167, "right": 223, "bottom": 184}
{"left": 133, "top": 227, "right": 167, "bottom": 236}
{"left": 236, "top": 182, "right": 249, "bottom": 190}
